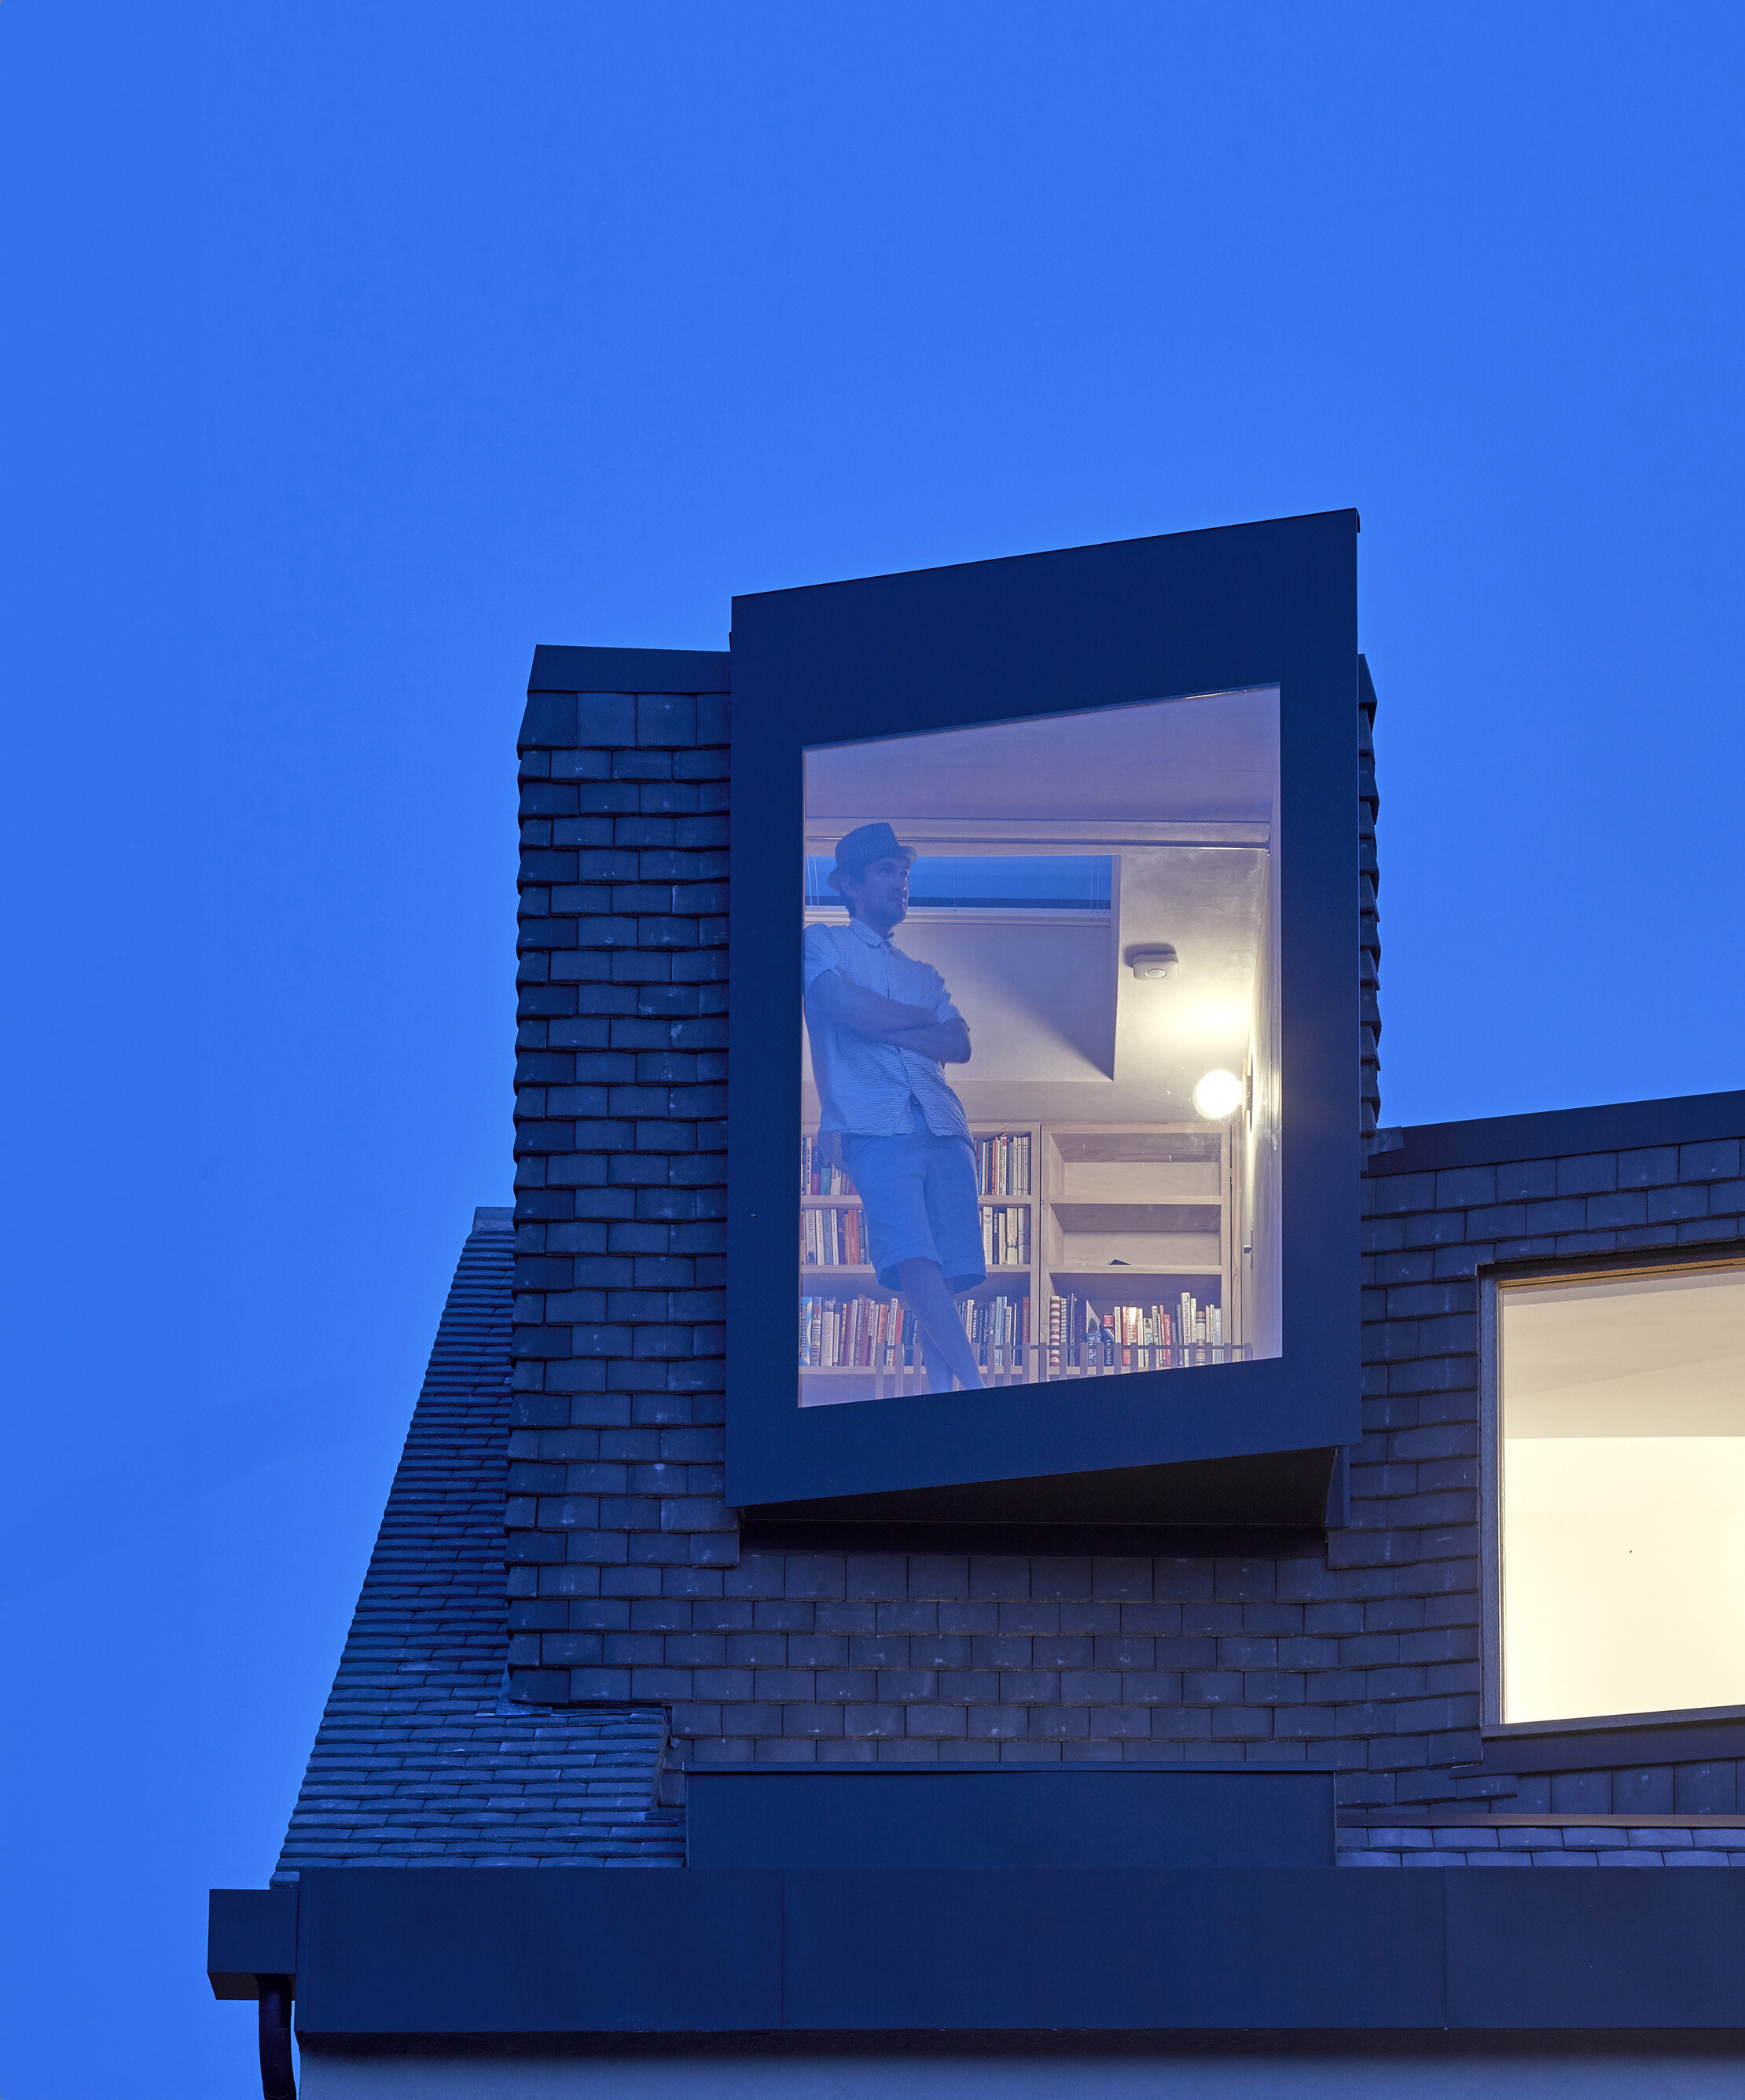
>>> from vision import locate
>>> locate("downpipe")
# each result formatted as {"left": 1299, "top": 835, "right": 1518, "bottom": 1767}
{"left": 258, "top": 1977, "right": 296, "bottom": 2100}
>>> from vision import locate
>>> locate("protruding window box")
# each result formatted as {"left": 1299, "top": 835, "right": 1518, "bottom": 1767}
{"left": 729, "top": 512, "right": 1365, "bottom": 1533}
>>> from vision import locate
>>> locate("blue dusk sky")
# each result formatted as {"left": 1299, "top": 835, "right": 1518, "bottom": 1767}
{"left": 2, "top": 4, "right": 1742, "bottom": 2092}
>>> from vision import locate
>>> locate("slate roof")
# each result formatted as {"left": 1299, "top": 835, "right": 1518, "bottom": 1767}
{"left": 273, "top": 1208, "right": 681, "bottom": 1878}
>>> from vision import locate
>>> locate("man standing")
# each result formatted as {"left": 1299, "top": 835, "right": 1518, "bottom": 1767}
{"left": 803, "top": 822, "right": 986, "bottom": 1393}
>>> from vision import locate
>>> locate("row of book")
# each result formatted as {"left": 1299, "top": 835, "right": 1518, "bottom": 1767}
{"left": 796, "top": 1291, "right": 1033, "bottom": 1374}
{"left": 799, "top": 1294, "right": 913, "bottom": 1370}
{"left": 803, "top": 1129, "right": 1032, "bottom": 1200}
{"left": 975, "top": 1132, "right": 1032, "bottom": 1197}
{"left": 802, "top": 1206, "right": 864, "bottom": 1267}
{"left": 962, "top": 1290, "right": 1030, "bottom": 1370}
{"left": 803, "top": 1202, "right": 1029, "bottom": 1268}
{"left": 1048, "top": 1293, "right": 1224, "bottom": 1371}
{"left": 799, "top": 1289, "right": 1235, "bottom": 1378}
{"left": 800, "top": 1133, "right": 855, "bottom": 1198}
{"left": 981, "top": 1204, "right": 1030, "bottom": 1269}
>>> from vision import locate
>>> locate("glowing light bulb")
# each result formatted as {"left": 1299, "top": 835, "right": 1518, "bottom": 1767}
{"left": 1192, "top": 1069, "right": 1244, "bottom": 1120}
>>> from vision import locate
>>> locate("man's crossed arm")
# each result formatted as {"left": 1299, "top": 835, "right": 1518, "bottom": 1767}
{"left": 809, "top": 971, "right": 972, "bottom": 1064}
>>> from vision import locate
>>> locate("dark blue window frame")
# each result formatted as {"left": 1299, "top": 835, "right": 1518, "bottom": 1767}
{"left": 727, "top": 512, "right": 1362, "bottom": 1525}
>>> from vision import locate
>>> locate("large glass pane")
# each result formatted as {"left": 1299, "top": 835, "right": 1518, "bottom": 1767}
{"left": 799, "top": 688, "right": 1282, "bottom": 1407}
{"left": 1498, "top": 1262, "right": 1745, "bottom": 1724}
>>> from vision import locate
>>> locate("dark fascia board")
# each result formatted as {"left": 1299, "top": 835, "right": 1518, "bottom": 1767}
{"left": 685, "top": 1764, "right": 1336, "bottom": 1871}
{"left": 293, "top": 1870, "right": 783, "bottom": 2035}
{"left": 1445, "top": 1871, "right": 1745, "bottom": 2028}
{"left": 208, "top": 1885, "right": 299, "bottom": 2000}
{"left": 269, "top": 1865, "right": 1745, "bottom": 2037}
{"left": 1370, "top": 1090, "right": 1745, "bottom": 1178}
{"left": 527, "top": 644, "right": 731, "bottom": 693}
{"left": 727, "top": 511, "right": 1363, "bottom": 1515}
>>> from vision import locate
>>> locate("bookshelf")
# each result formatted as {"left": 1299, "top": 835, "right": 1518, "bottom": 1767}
{"left": 799, "top": 1119, "right": 1248, "bottom": 1401}
{"left": 1038, "top": 1122, "right": 1246, "bottom": 1377}
{"left": 800, "top": 1125, "right": 1041, "bottom": 1403}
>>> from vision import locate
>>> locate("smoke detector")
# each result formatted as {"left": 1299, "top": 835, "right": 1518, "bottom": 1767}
{"left": 1128, "top": 945, "right": 1177, "bottom": 980}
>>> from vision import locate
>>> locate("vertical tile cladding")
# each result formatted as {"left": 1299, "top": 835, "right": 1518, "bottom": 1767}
{"left": 506, "top": 670, "right": 1745, "bottom": 1826}
{"left": 1357, "top": 656, "right": 1381, "bottom": 1141}
{"left": 1355, "top": 1129, "right": 1745, "bottom": 1817}
{"left": 509, "top": 681, "right": 736, "bottom": 1726}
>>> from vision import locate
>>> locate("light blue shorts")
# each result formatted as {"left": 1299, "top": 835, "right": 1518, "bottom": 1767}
{"left": 840, "top": 1126, "right": 986, "bottom": 1294}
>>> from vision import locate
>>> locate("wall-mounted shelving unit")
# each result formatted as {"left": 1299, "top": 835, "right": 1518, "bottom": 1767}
{"left": 799, "top": 1120, "right": 1248, "bottom": 1404}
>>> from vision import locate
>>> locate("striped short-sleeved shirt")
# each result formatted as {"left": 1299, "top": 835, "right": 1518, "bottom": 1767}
{"left": 802, "top": 916, "right": 972, "bottom": 1141}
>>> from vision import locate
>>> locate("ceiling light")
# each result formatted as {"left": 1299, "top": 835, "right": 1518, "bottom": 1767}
{"left": 1192, "top": 1069, "right": 1244, "bottom": 1120}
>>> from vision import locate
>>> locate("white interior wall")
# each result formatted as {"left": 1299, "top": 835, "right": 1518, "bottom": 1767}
{"left": 802, "top": 843, "right": 1269, "bottom": 1127}
{"left": 1499, "top": 1265, "right": 1745, "bottom": 1724}
{"left": 1242, "top": 842, "right": 1282, "bottom": 1358}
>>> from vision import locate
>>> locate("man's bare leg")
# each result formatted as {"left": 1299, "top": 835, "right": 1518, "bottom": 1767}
{"left": 896, "top": 1257, "right": 984, "bottom": 1392}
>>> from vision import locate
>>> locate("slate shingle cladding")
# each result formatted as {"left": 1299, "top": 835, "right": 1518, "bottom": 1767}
{"left": 1355, "top": 1132, "right": 1745, "bottom": 1827}
{"left": 1358, "top": 655, "right": 1381, "bottom": 1140}
{"left": 273, "top": 1209, "right": 679, "bottom": 1877}
{"left": 508, "top": 670, "right": 737, "bottom": 1744}
{"left": 504, "top": 659, "right": 1745, "bottom": 1856}
{"left": 1340, "top": 1824, "right": 1745, "bottom": 1865}
{"left": 281, "top": 648, "right": 1745, "bottom": 1878}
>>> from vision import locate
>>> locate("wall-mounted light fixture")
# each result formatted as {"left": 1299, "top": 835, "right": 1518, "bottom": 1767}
{"left": 1192, "top": 1068, "right": 1244, "bottom": 1119}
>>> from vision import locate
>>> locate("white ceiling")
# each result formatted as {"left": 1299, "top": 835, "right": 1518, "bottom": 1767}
{"left": 1502, "top": 1266, "right": 1745, "bottom": 1438}
{"left": 802, "top": 687, "right": 1280, "bottom": 1122}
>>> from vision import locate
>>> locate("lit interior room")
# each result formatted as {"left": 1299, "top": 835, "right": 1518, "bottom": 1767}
{"left": 1497, "top": 1261, "right": 1745, "bottom": 1727}
{"left": 799, "top": 687, "right": 1281, "bottom": 1406}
